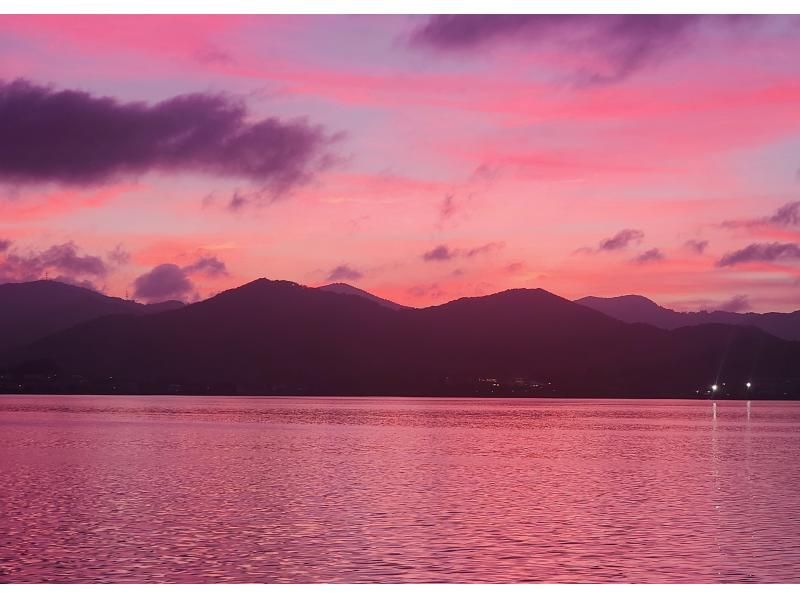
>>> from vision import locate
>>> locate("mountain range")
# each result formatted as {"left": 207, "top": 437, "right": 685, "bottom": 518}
{"left": 0, "top": 280, "right": 183, "bottom": 353}
{"left": 1, "top": 278, "right": 798, "bottom": 398}
{"left": 576, "top": 295, "right": 800, "bottom": 341}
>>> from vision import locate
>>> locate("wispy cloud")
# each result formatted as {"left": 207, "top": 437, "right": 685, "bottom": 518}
{"left": 722, "top": 201, "right": 800, "bottom": 229}
{"left": 684, "top": 239, "right": 709, "bottom": 254}
{"left": 326, "top": 264, "right": 363, "bottom": 282}
{"left": 633, "top": 248, "right": 665, "bottom": 264}
{"left": 598, "top": 229, "right": 645, "bottom": 252}
{"left": 715, "top": 294, "right": 751, "bottom": 312}
{"left": 422, "top": 242, "right": 503, "bottom": 262}
{"left": 718, "top": 242, "right": 800, "bottom": 267}
{"left": 411, "top": 15, "right": 756, "bottom": 83}
{"left": 183, "top": 256, "right": 229, "bottom": 278}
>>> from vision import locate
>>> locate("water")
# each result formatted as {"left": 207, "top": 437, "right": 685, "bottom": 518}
{"left": 1, "top": 396, "right": 799, "bottom": 583}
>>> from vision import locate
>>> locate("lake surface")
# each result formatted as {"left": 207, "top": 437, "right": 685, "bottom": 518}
{"left": 1, "top": 396, "right": 799, "bottom": 583}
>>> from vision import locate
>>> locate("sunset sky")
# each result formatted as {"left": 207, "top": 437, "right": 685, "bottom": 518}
{"left": 2, "top": 14, "right": 800, "bottom": 311}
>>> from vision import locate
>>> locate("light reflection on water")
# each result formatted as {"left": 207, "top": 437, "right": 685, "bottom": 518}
{"left": 1, "top": 396, "right": 799, "bottom": 583}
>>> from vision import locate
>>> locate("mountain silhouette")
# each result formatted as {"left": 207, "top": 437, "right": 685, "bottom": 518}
{"left": 3, "top": 278, "right": 798, "bottom": 398}
{"left": 0, "top": 280, "right": 183, "bottom": 353}
{"left": 317, "top": 282, "right": 407, "bottom": 310}
{"left": 577, "top": 294, "right": 800, "bottom": 341}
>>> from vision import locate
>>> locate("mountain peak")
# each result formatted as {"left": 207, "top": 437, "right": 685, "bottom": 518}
{"left": 317, "top": 282, "right": 407, "bottom": 311}
{"left": 579, "top": 294, "right": 660, "bottom": 308}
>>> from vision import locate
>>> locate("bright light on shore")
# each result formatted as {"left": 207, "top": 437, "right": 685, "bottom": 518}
{"left": 746, "top": 382, "right": 752, "bottom": 389}
{"left": 711, "top": 384, "right": 718, "bottom": 392}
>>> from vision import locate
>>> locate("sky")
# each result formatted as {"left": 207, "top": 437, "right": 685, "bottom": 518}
{"left": 1, "top": 14, "right": 800, "bottom": 311}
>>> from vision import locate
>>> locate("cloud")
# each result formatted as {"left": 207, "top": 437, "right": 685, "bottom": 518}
{"left": 422, "top": 244, "right": 457, "bottom": 261}
{"left": 714, "top": 294, "right": 751, "bottom": 312}
{"left": 183, "top": 256, "right": 228, "bottom": 278}
{"left": 132, "top": 254, "right": 229, "bottom": 302}
{"left": 685, "top": 239, "right": 709, "bottom": 254}
{"left": 326, "top": 264, "right": 363, "bottom": 282}
{"left": 411, "top": 15, "right": 747, "bottom": 83}
{"left": 132, "top": 264, "right": 194, "bottom": 303}
{"left": 0, "top": 78, "right": 337, "bottom": 189}
{"left": 0, "top": 238, "right": 10, "bottom": 252}
{"left": 722, "top": 201, "right": 800, "bottom": 229}
{"left": 634, "top": 248, "right": 665, "bottom": 264}
{"left": 598, "top": 229, "right": 644, "bottom": 251}
{"left": 438, "top": 193, "right": 457, "bottom": 222}
{"left": 408, "top": 282, "right": 443, "bottom": 299}
{"left": 717, "top": 242, "right": 800, "bottom": 267}
{"left": 0, "top": 241, "right": 108, "bottom": 284}
{"left": 769, "top": 201, "right": 800, "bottom": 226}
{"left": 422, "top": 242, "right": 503, "bottom": 262}
{"left": 107, "top": 244, "right": 130, "bottom": 265}
{"left": 228, "top": 191, "right": 249, "bottom": 211}
{"left": 465, "top": 242, "right": 504, "bottom": 257}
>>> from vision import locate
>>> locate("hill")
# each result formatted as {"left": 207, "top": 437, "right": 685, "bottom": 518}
{"left": 3, "top": 279, "right": 798, "bottom": 398}
{"left": 0, "top": 280, "right": 183, "bottom": 352}
{"left": 577, "top": 295, "right": 800, "bottom": 341}
{"left": 317, "top": 282, "right": 407, "bottom": 310}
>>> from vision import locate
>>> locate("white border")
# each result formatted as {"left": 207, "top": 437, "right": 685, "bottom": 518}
{"left": 3, "top": 583, "right": 800, "bottom": 596}
{"left": 0, "top": 1, "right": 798, "bottom": 15}
{"left": 3, "top": 3, "right": 799, "bottom": 593}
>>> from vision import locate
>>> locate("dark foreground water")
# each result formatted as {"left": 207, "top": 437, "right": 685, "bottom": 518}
{"left": 1, "top": 396, "right": 799, "bottom": 583}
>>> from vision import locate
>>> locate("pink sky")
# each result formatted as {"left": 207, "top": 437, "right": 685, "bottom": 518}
{"left": 1, "top": 15, "right": 800, "bottom": 311}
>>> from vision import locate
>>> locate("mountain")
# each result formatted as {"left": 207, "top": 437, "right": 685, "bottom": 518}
{"left": 577, "top": 295, "right": 800, "bottom": 341}
{"left": 317, "top": 282, "right": 407, "bottom": 310}
{"left": 0, "top": 280, "right": 183, "bottom": 352}
{"left": 3, "top": 278, "right": 798, "bottom": 398}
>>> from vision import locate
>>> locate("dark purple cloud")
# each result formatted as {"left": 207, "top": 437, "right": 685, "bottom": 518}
{"left": 423, "top": 242, "right": 503, "bottom": 262}
{"left": 718, "top": 242, "right": 800, "bottom": 267}
{"left": 412, "top": 15, "right": 750, "bottom": 83}
{"left": 132, "top": 255, "right": 229, "bottom": 302}
{"left": 723, "top": 201, "right": 800, "bottom": 229}
{"left": 598, "top": 229, "right": 644, "bottom": 251}
{"left": 685, "top": 239, "right": 709, "bottom": 254}
{"left": 769, "top": 201, "right": 800, "bottom": 226}
{"left": 184, "top": 256, "right": 229, "bottom": 278}
{"left": 326, "top": 264, "right": 363, "bottom": 282}
{"left": 0, "top": 79, "right": 337, "bottom": 188}
{"left": 0, "top": 238, "right": 10, "bottom": 252}
{"left": 423, "top": 244, "right": 457, "bottom": 261}
{"left": 0, "top": 241, "right": 108, "bottom": 284}
{"left": 634, "top": 248, "right": 665, "bottom": 264}
{"left": 132, "top": 264, "right": 194, "bottom": 303}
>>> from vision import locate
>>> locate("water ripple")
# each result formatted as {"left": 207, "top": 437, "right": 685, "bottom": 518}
{"left": 1, "top": 396, "right": 799, "bottom": 583}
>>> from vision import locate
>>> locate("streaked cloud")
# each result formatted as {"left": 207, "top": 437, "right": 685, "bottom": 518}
{"left": 718, "top": 242, "right": 800, "bottom": 267}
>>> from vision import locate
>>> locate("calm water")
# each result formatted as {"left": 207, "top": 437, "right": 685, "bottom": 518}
{"left": 1, "top": 396, "right": 799, "bottom": 583}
